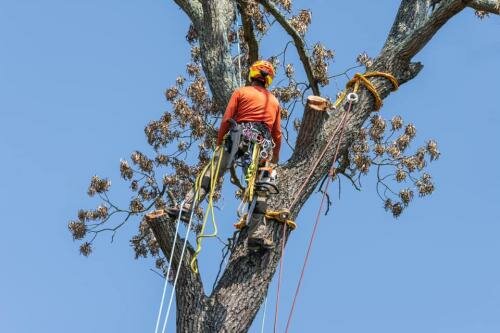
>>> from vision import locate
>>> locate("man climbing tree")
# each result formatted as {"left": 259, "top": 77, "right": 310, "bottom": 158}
{"left": 68, "top": 0, "right": 500, "bottom": 332}
{"left": 165, "top": 59, "right": 282, "bottom": 250}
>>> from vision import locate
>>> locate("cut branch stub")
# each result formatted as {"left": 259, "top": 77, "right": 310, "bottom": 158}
{"left": 307, "top": 95, "right": 328, "bottom": 111}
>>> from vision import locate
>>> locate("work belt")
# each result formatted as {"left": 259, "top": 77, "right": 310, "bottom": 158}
{"left": 238, "top": 122, "right": 274, "bottom": 160}
{"left": 224, "top": 120, "right": 274, "bottom": 167}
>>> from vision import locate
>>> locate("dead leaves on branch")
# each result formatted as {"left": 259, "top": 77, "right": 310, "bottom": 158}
{"left": 70, "top": 36, "right": 217, "bottom": 259}
{"left": 332, "top": 114, "right": 440, "bottom": 218}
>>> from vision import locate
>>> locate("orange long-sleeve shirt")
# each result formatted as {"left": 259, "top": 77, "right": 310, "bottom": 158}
{"left": 217, "top": 86, "right": 282, "bottom": 161}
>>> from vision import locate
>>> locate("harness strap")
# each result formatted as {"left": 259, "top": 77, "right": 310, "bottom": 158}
{"left": 265, "top": 210, "right": 296, "bottom": 230}
{"left": 235, "top": 209, "right": 296, "bottom": 230}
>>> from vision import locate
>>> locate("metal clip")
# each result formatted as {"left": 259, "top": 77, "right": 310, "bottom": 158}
{"left": 346, "top": 92, "right": 359, "bottom": 103}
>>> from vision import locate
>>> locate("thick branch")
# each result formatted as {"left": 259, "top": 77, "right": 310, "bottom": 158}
{"left": 173, "top": 0, "right": 203, "bottom": 27}
{"left": 392, "top": 0, "right": 471, "bottom": 61}
{"left": 146, "top": 211, "right": 208, "bottom": 331}
{"left": 469, "top": 0, "right": 500, "bottom": 13}
{"left": 257, "top": 0, "right": 320, "bottom": 96}
{"left": 296, "top": 1, "right": 469, "bottom": 158}
{"left": 146, "top": 211, "right": 195, "bottom": 279}
{"left": 237, "top": 0, "right": 259, "bottom": 66}
{"left": 383, "top": 0, "right": 430, "bottom": 50}
{"left": 198, "top": 0, "right": 239, "bottom": 107}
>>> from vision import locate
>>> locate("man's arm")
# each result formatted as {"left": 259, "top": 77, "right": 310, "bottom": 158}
{"left": 217, "top": 90, "right": 239, "bottom": 145}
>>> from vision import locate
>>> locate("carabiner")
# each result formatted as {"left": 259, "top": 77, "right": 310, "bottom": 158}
{"left": 346, "top": 92, "right": 359, "bottom": 103}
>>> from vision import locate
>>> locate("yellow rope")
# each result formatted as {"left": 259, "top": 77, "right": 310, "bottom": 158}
{"left": 234, "top": 210, "right": 296, "bottom": 230}
{"left": 345, "top": 71, "right": 399, "bottom": 111}
{"left": 190, "top": 146, "right": 224, "bottom": 273}
{"left": 265, "top": 210, "right": 297, "bottom": 230}
{"left": 243, "top": 143, "right": 261, "bottom": 203}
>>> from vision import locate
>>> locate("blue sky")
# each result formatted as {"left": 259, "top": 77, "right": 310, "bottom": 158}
{"left": 0, "top": 1, "right": 499, "bottom": 332}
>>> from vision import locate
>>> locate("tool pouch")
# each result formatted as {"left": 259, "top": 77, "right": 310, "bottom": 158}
{"left": 223, "top": 118, "right": 242, "bottom": 170}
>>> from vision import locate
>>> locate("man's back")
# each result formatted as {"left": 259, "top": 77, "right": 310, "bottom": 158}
{"left": 230, "top": 85, "right": 280, "bottom": 128}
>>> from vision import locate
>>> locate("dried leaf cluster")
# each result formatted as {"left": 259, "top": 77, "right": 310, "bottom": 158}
{"left": 69, "top": 28, "right": 220, "bottom": 262}
{"left": 333, "top": 114, "right": 440, "bottom": 218}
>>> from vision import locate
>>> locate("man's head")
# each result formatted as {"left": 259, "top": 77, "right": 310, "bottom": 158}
{"left": 248, "top": 60, "right": 275, "bottom": 88}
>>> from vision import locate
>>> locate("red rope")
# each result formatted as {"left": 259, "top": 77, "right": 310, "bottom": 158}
{"left": 288, "top": 114, "right": 347, "bottom": 209}
{"left": 272, "top": 101, "right": 353, "bottom": 332}
{"left": 273, "top": 222, "right": 288, "bottom": 333}
{"left": 284, "top": 101, "right": 353, "bottom": 333}
{"left": 273, "top": 118, "right": 344, "bottom": 332}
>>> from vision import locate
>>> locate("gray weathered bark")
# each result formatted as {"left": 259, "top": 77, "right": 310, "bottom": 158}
{"left": 147, "top": 0, "right": 496, "bottom": 331}
{"left": 469, "top": 0, "right": 500, "bottom": 13}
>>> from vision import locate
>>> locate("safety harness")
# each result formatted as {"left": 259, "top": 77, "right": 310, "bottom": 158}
{"left": 187, "top": 118, "right": 281, "bottom": 271}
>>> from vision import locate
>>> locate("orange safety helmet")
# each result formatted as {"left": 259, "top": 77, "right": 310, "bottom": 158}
{"left": 248, "top": 60, "right": 275, "bottom": 88}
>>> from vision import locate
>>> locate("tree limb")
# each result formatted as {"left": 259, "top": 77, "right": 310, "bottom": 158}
{"left": 145, "top": 211, "right": 200, "bottom": 283}
{"left": 237, "top": 0, "right": 259, "bottom": 66}
{"left": 469, "top": 0, "right": 500, "bottom": 14}
{"left": 390, "top": 0, "right": 472, "bottom": 61}
{"left": 173, "top": 0, "right": 203, "bottom": 27}
{"left": 383, "top": 0, "right": 430, "bottom": 51}
{"left": 146, "top": 211, "right": 206, "bottom": 327}
{"left": 198, "top": 0, "right": 239, "bottom": 108}
{"left": 257, "top": 0, "right": 320, "bottom": 96}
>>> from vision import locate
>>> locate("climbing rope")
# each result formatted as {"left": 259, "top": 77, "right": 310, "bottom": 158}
{"left": 287, "top": 71, "right": 398, "bottom": 210}
{"left": 284, "top": 98, "right": 354, "bottom": 333}
{"left": 191, "top": 146, "right": 224, "bottom": 273}
{"left": 154, "top": 200, "right": 185, "bottom": 333}
{"left": 261, "top": 295, "right": 268, "bottom": 333}
{"left": 272, "top": 106, "right": 352, "bottom": 333}
{"left": 235, "top": 9, "right": 243, "bottom": 87}
{"left": 160, "top": 195, "right": 198, "bottom": 333}
{"left": 273, "top": 216, "right": 287, "bottom": 333}
{"left": 271, "top": 102, "right": 349, "bottom": 332}
{"left": 283, "top": 71, "right": 397, "bottom": 332}
{"left": 244, "top": 143, "right": 261, "bottom": 202}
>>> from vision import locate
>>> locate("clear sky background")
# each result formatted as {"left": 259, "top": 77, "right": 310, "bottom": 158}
{"left": 1, "top": 1, "right": 499, "bottom": 332}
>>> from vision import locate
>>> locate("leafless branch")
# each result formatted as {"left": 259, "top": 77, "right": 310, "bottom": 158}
{"left": 257, "top": 0, "right": 320, "bottom": 95}
{"left": 146, "top": 211, "right": 204, "bottom": 299}
{"left": 173, "top": 0, "right": 203, "bottom": 27}
{"left": 387, "top": 0, "right": 472, "bottom": 62}
{"left": 237, "top": 0, "right": 259, "bottom": 65}
{"left": 383, "top": 0, "right": 430, "bottom": 51}
{"left": 469, "top": 0, "right": 500, "bottom": 14}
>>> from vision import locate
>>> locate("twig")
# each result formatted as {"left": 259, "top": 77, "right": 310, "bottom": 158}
{"left": 237, "top": 0, "right": 259, "bottom": 65}
{"left": 257, "top": 0, "right": 319, "bottom": 95}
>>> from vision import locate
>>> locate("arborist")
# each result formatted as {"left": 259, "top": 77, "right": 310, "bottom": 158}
{"left": 166, "top": 60, "right": 282, "bottom": 250}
